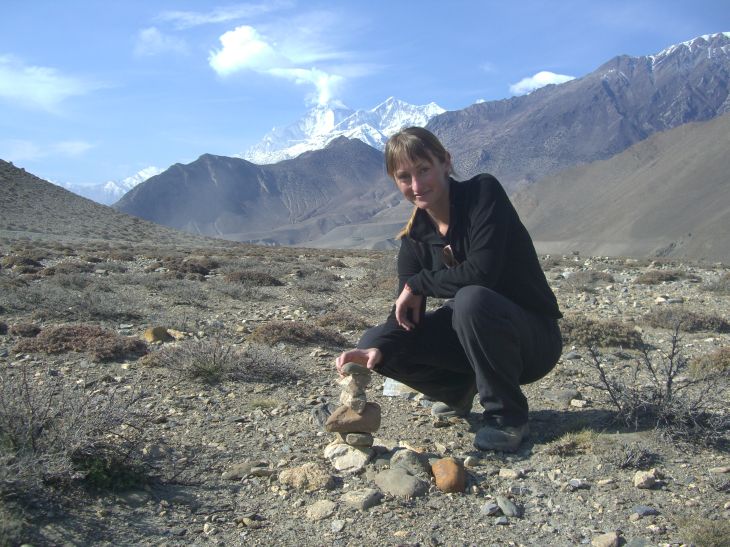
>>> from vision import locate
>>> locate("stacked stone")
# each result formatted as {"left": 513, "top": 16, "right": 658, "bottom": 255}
{"left": 323, "top": 363, "right": 381, "bottom": 472}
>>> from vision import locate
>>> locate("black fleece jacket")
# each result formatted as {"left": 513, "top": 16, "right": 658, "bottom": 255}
{"left": 367, "top": 173, "right": 562, "bottom": 361}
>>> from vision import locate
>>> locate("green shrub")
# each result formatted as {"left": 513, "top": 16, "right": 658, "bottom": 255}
{"left": 643, "top": 307, "right": 730, "bottom": 333}
{"left": 560, "top": 315, "right": 643, "bottom": 348}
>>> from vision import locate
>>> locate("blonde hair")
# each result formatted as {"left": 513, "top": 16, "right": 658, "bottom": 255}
{"left": 385, "top": 127, "right": 451, "bottom": 238}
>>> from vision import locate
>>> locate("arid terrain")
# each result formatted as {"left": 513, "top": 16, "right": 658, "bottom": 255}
{"left": 1, "top": 228, "right": 728, "bottom": 547}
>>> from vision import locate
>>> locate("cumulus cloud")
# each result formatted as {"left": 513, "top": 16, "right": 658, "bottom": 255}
{"left": 509, "top": 70, "right": 575, "bottom": 95}
{"left": 0, "top": 139, "right": 95, "bottom": 162}
{"left": 134, "top": 27, "right": 188, "bottom": 56}
{"left": 209, "top": 25, "right": 344, "bottom": 105}
{"left": 159, "top": 2, "right": 291, "bottom": 29}
{"left": 0, "top": 55, "right": 100, "bottom": 112}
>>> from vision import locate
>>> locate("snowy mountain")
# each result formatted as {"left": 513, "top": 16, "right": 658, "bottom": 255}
{"left": 59, "top": 166, "right": 163, "bottom": 205}
{"left": 241, "top": 97, "right": 445, "bottom": 164}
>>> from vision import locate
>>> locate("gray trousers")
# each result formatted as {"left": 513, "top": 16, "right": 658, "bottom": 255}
{"left": 358, "top": 285, "right": 562, "bottom": 427}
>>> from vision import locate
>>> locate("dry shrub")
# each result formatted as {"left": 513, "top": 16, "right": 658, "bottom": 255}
{"left": 634, "top": 269, "right": 700, "bottom": 285}
{"left": 8, "top": 323, "right": 40, "bottom": 338}
{"left": 0, "top": 364, "right": 152, "bottom": 501}
{"left": 677, "top": 517, "right": 730, "bottom": 547}
{"left": 224, "top": 270, "right": 283, "bottom": 287}
{"left": 563, "top": 270, "right": 614, "bottom": 292}
{"left": 315, "top": 311, "right": 371, "bottom": 331}
{"left": 542, "top": 429, "right": 597, "bottom": 456}
{"left": 690, "top": 347, "right": 730, "bottom": 378}
{"left": 294, "top": 267, "right": 341, "bottom": 293}
{"left": 161, "top": 256, "right": 218, "bottom": 276}
{"left": 52, "top": 261, "right": 94, "bottom": 275}
{"left": 602, "top": 442, "right": 660, "bottom": 470}
{"left": 250, "top": 321, "right": 347, "bottom": 347}
{"left": 0, "top": 256, "right": 42, "bottom": 269}
{"left": 105, "top": 250, "right": 135, "bottom": 262}
{"left": 560, "top": 314, "right": 643, "bottom": 349}
{"left": 13, "top": 324, "right": 148, "bottom": 362}
{"left": 643, "top": 307, "right": 730, "bottom": 333}
{"left": 702, "top": 272, "right": 730, "bottom": 294}
{"left": 584, "top": 332, "right": 729, "bottom": 446}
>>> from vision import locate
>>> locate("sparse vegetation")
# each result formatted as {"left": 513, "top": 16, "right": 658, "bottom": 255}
{"left": 702, "top": 271, "right": 730, "bottom": 294}
{"left": 224, "top": 270, "right": 284, "bottom": 286}
{"left": 643, "top": 307, "right": 730, "bottom": 333}
{"left": 250, "top": 320, "right": 347, "bottom": 347}
{"left": 8, "top": 322, "right": 40, "bottom": 338}
{"left": 315, "top": 310, "right": 371, "bottom": 331}
{"left": 542, "top": 429, "right": 597, "bottom": 456}
{"left": 602, "top": 442, "right": 660, "bottom": 470}
{"left": 634, "top": 269, "right": 701, "bottom": 285}
{"left": 560, "top": 314, "right": 644, "bottom": 348}
{"left": 689, "top": 346, "right": 730, "bottom": 378}
{"left": 13, "top": 324, "right": 148, "bottom": 362}
{"left": 677, "top": 517, "right": 730, "bottom": 547}
{"left": 563, "top": 270, "right": 615, "bottom": 292}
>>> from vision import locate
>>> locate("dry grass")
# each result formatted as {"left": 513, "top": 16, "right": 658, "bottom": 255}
{"left": 250, "top": 321, "right": 348, "bottom": 348}
{"left": 560, "top": 314, "right": 644, "bottom": 348}
{"left": 643, "top": 307, "right": 730, "bottom": 333}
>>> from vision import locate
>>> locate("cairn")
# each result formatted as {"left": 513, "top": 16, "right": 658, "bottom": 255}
{"left": 323, "top": 363, "right": 381, "bottom": 472}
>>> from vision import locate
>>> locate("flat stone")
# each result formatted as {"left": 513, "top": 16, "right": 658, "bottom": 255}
{"left": 431, "top": 457, "right": 466, "bottom": 493}
{"left": 563, "top": 351, "right": 582, "bottom": 360}
{"left": 279, "top": 462, "right": 335, "bottom": 491}
{"left": 306, "top": 500, "right": 336, "bottom": 521}
{"left": 331, "top": 519, "right": 346, "bottom": 533}
{"left": 325, "top": 403, "right": 381, "bottom": 433}
{"left": 373, "top": 468, "right": 429, "bottom": 499}
{"left": 632, "top": 505, "right": 660, "bottom": 517}
{"left": 709, "top": 466, "right": 730, "bottom": 474}
{"left": 341, "top": 362, "right": 371, "bottom": 376}
{"left": 591, "top": 531, "right": 620, "bottom": 547}
{"left": 382, "top": 378, "right": 419, "bottom": 398}
{"left": 568, "top": 478, "right": 590, "bottom": 490}
{"left": 338, "top": 373, "right": 370, "bottom": 392}
{"left": 222, "top": 460, "right": 268, "bottom": 480}
{"left": 339, "top": 391, "right": 368, "bottom": 413}
{"left": 499, "top": 468, "right": 523, "bottom": 480}
{"left": 391, "top": 449, "right": 431, "bottom": 480}
{"left": 323, "top": 442, "right": 373, "bottom": 473}
{"left": 345, "top": 433, "right": 374, "bottom": 447}
{"left": 480, "top": 502, "right": 501, "bottom": 516}
{"left": 341, "top": 488, "right": 383, "bottom": 510}
{"left": 495, "top": 516, "right": 510, "bottom": 525}
{"left": 495, "top": 495, "right": 522, "bottom": 518}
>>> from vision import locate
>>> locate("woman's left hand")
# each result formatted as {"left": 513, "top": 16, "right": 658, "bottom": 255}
{"left": 395, "top": 285, "right": 423, "bottom": 331}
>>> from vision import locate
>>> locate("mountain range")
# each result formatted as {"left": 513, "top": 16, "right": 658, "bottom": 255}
{"left": 60, "top": 166, "right": 163, "bottom": 206}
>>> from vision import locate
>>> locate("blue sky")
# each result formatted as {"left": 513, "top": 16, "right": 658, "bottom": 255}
{"left": 1, "top": 0, "right": 729, "bottom": 188}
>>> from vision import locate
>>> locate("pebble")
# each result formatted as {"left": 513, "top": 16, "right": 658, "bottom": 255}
{"left": 464, "top": 456, "right": 481, "bottom": 468}
{"left": 331, "top": 519, "right": 346, "bottom": 533}
{"left": 495, "top": 495, "right": 522, "bottom": 518}
{"left": 709, "top": 466, "right": 730, "bottom": 474}
{"left": 499, "top": 468, "right": 523, "bottom": 480}
{"left": 344, "top": 432, "right": 374, "bottom": 447}
{"left": 495, "top": 516, "right": 510, "bottom": 525}
{"left": 508, "top": 486, "right": 531, "bottom": 496}
{"left": 568, "top": 478, "right": 590, "bottom": 490}
{"left": 632, "top": 505, "right": 659, "bottom": 517}
{"left": 341, "top": 488, "right": 383, "bottom": 511}
{"left": 431, "top": 457, "right": 466, "bottom": 493}
{"left": 591, "top": 531, "right": 620, "bottom": 547}
{"left": 306, "top": 500, "right": 336, "bottom": 521}
{"left": 278, "top": 462, "right": 335, "bottom": 491}
{"left": 373, "top": 468, "right": 429, "bottom": 498}
{"left": 341, "top": 362, "right": 371, "bottom": 376}
{"left": 324, "top": 403, "right": 381, "bottom": 433}
{"left": 563, "top": 351, "right": 582, "bottom": 360}
{"left": 544, "top": 388, "right": 581, "bottom": 407}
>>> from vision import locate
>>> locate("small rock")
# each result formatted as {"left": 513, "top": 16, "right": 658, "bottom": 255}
{"left": 431, "top": 457, "right": 466, "bottom": 493}
{"left": 544, "top": 388, "right": 581, "bottom": 407}
{"left": 634, "top": 468, "right": 661, "bottom": 489}
{"left": 499, "top": 468, "right": 523, "bottom": 480}
{"left": 202, "top": 523, "right": 216, "bottom": 536}
{"left": 632, "top": 505, "right": 660, "bottom": 517}
{"left": 222, "top": 461, "right": 267, "bottom": 480}
{"left": 341, "top": 362, "right": 371, "bottom": 376}
{"left": 279, "top": 462, "right": 335, "bottom": 491}
{"left": 495, "top": 495, "right": 522, "bottom": 518}
{"left": 382, "top": 378, "right": 419, "bottom": 398}
{"left": 563, "top": 351, "right": 582, "bottom": 360}
{"left": 373, "top": 468, "right": 429, "bottom": 498}
{"left": 331, "top": 519, "right": 346, "bottom": 533}
{"left": 480, "top": 502, "right": 501, "bottom": 516}
{"left": 339, "top": 391, "right": 368, "bottom": 413}
{"left": 143, "top": 326, "right": 172, "bottom": 343}
{"left": 306, "top": 500, "right": 336, "bottom": 521}
{"left": 570, "top": 398, "right": 589, "bottom": 408}
{"left": 591, "top": 531, "right": 620, "bottom": 547}
{"left": 323, "top": 442, "right": 373, "bottom": 473}
{"left": 345, "top": 432, "right": 374, "bottom": 447}
{"left": 311, "top": 402, "right": 335, "bottom": 428}
{"left": 709, "top": 466, "right": 730, "bottom": 474}
{"left": 508, "top": 486, "right": 532, "bottom": 496}
{"left": 324, "top": 403, "right": 381, "bottom": 433}
{"left": 495, "top": 516, "right": 510, "bottom": 525}
{"left": 464, "top": 456, "right": 481, "bottom": 468}
{"left": 568, "top": 478, "right": 590, "bottom": 490}
{"left": 341, "top": 488, "right": 383, "bottom": 511}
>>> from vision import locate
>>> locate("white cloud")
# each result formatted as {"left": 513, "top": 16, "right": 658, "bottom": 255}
{"left": 159, "top": 2, "right": 291, "bottom": 29}
{"left": 209, "top": 25, "right": 344, "bottom": 105}
{"left": 0, "top": 139, "right": 95, "bottom": 162}
{"left": 0, "top": 55, "right": 99, "bottom": 112}
{"left": 134, "top": 27, "right": 188, "bottom": 56}
{"left": 509, "top": 71, "right": 576, "bottom": 95}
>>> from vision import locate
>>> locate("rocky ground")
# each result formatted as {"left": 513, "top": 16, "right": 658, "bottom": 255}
{"left": 0, "top": 236, "right": 728, "bottom": 546}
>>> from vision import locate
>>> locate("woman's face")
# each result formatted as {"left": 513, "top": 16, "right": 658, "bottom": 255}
{"left": 393, "top": 152, "right": 451, "bottom": 212}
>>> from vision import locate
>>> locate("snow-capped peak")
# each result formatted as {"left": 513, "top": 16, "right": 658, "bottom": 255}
{"left": 649, "top": 32, "right": 730, "bottom": 64}
{"left": 240, "top": 97, "right": 445, "bottom": 165}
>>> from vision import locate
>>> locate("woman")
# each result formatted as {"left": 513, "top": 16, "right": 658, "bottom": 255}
{"left": 335, "top": 127, "right": 562, "bottom": 452}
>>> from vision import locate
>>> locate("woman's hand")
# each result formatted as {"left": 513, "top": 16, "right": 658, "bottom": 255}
{"left": 335, "top": 348, "right": 382, "bottom": 375}
{"left": 395, "top": 285, "right": 423, "bottom": 331}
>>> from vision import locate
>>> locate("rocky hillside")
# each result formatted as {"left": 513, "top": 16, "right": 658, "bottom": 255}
{"left": 115, "top": 137, "right": 398, "bottom": 246}
{"left": 428, "top": 32, "right": 730, "bottom": 191}
{"left": 513, "top": 112, "right": 730, "bottom": 262}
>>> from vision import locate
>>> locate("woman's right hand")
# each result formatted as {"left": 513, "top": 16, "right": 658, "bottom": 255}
{"left": 335, "top": 348, "right": 382, "bottom": 375}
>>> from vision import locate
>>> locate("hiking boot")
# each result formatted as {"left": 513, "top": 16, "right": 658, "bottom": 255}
{"left": 431, "top": 384, "right": 478, "bottom": 418}
{"left": 474, "top": 422, "right": 529, "bottom": 452}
